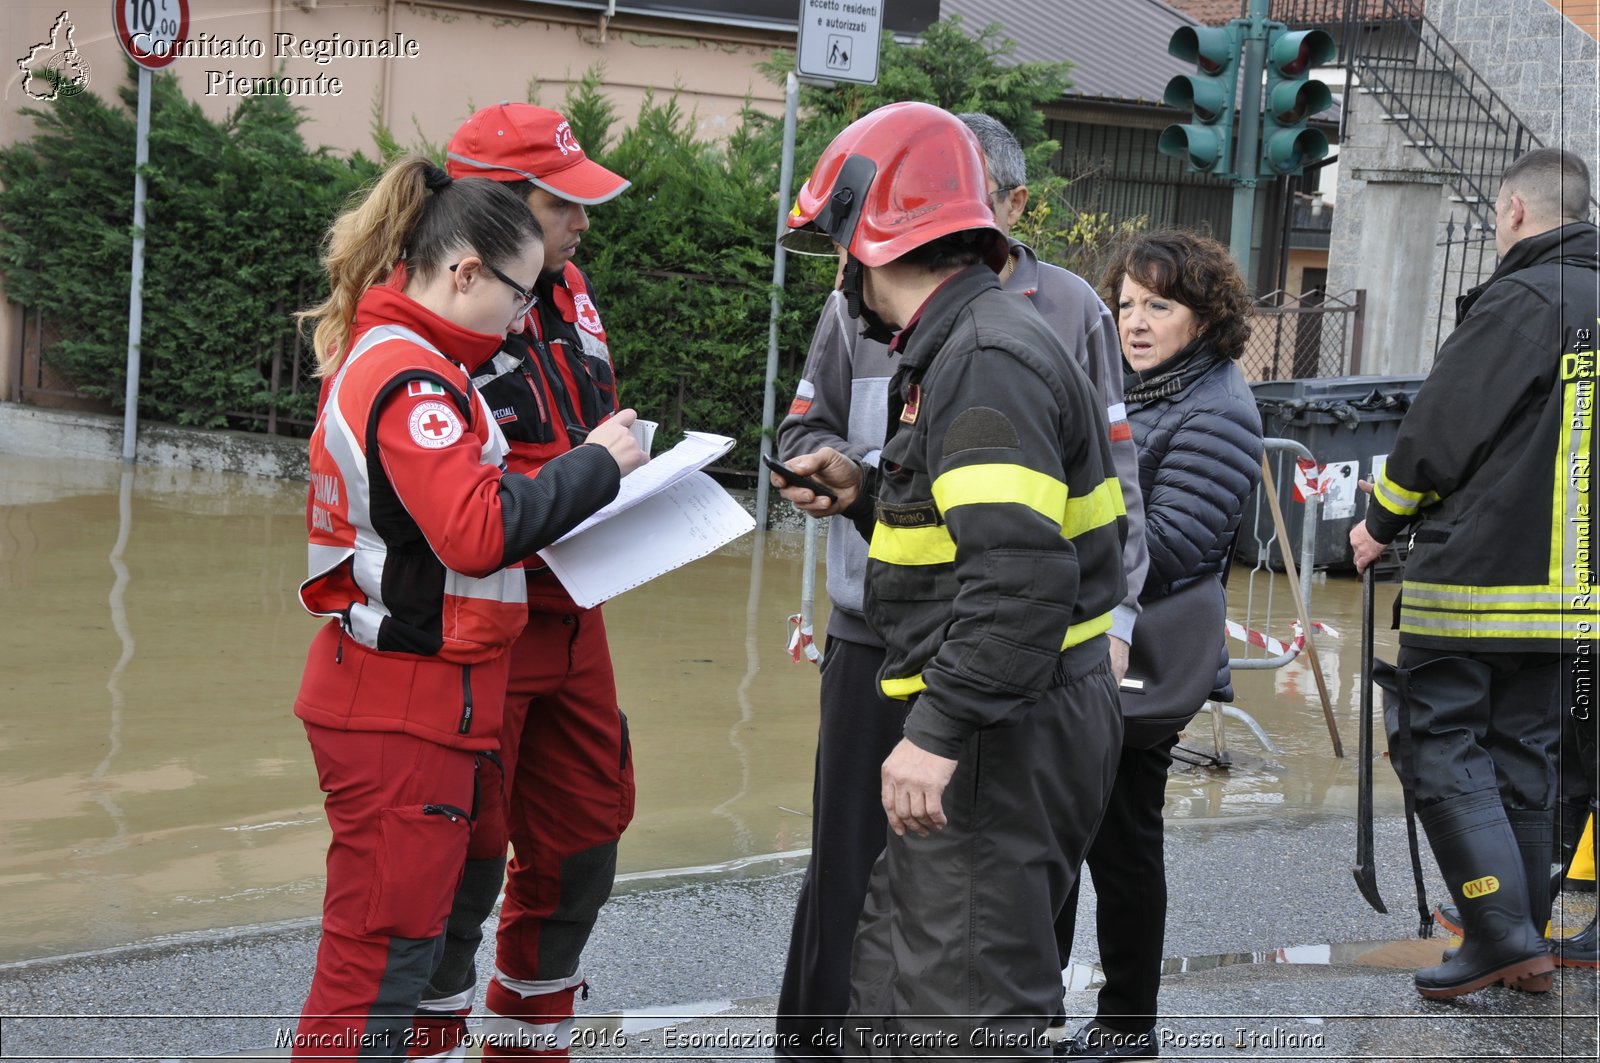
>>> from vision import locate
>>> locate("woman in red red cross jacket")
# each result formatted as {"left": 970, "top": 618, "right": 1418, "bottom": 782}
{"left": 288, "top": 154, "right": 646, "bottom": 1061}
{"left": 399, "top": 102, "right": 642, "bottom": 1062}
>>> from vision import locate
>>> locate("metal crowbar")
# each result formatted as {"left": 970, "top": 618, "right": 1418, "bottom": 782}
{"left": 1352, "top": 563, "right": 1387, "bottom": 914}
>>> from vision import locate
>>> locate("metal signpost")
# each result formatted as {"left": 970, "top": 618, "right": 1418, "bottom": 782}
{"left": 760, "top": 3, "right": 884, "bottom": 660}
{"left": 112, "top": 0, "right": 189, "bottom": 463}
{"left": 757, "top": 0, "right": 884, "bottom": 527}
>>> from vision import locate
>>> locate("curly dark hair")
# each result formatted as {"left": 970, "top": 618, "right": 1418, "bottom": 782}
{"left": 1099, "top": 229, "right": 1254, "bottom": 360}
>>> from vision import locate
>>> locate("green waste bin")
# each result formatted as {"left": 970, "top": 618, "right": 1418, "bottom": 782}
{"left": 1239, "top": 374, "right": 1427, "bottom": 571}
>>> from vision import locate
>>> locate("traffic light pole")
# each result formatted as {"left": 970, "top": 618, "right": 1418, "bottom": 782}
{"left": 1229, "top": 0, "right": 1271, "bottom": 285}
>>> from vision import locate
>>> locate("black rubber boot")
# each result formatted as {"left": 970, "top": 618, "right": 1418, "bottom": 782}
{"left": 1507, "top": 809, "right": 1554, "bottom": 936}
{"left": 1555, "top": 799, "right": 1600, "bottom": 969}
{"left": 1413, "top": 793, "right": 1554, "bottom": 999}
{"left": 1555, "top": 917, "right": 1600, "bottom": 968}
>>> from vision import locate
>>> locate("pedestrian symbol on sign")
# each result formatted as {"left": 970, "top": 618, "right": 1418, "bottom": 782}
{"left": 827, "top": 35, "right": 849, "bottom": 69}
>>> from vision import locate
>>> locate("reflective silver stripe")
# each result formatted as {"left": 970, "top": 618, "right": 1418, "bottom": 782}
{"left": 1561, "top": 373, "right": 1594, "bottom": 592}
{"left": 1404, "top": 586, "right": 1569, "bottom": 606}
{"left": 445, "top": 567, "right": 527, "bottom": 606}
{"left": 347, "top": 602, "right": 386, "bottom": 648}
{"left": 494, "top": 968, "right": 587, "bottom": 996}
{"left": 1401, "top": 611, "right": 1569, "bottom": 634}
{"left": 471, "top": 385, "right": 512, "bottom": 466}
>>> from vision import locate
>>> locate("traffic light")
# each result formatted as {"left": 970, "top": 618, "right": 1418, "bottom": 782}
{"left": 1158, "top": 24, "right": 1241, "bottom": 176}
{"left": 1260, "top": 26, "right": 1336, "bottom": 176}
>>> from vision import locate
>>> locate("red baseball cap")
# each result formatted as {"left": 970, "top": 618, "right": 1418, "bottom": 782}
{"left": 446, "top": 102, "right": 630, "bottom": 206}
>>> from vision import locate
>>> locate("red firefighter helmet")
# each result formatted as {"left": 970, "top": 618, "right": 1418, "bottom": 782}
{"left": 786, "top": 101, "right": 1006, "bottom": 271}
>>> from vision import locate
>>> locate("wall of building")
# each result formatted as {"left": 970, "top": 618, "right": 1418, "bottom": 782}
{"left": 0, "top": 0, "right": 795, "bottom": 403}
{"left": 1552, "top": 0, "right": 1600, "bottom": 40}
{"left": 1325, "top": 0, "right": 1597, "bottom": 375}
{"left": 1432, "top": 0, "right": 1599, "bottom": 171}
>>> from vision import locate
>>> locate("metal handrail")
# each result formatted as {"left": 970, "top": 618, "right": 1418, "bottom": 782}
{"left": 1344, "top": 0, "right": 1536, "bottom": 229}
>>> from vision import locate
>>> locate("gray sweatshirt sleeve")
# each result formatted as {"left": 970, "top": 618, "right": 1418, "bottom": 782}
{"left": 1083, "top": 284, "right": 1149, "bottom": 641}
{"left": 778, "top": 292, "right": 880, "bottom": 465}
{"left": 1015, "top": 250, "right": 1147, "bottom": 643}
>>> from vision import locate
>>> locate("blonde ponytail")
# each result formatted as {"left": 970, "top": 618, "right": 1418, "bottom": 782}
{"left": 298, "top": 156, "right": 435, "bottom": 376}
{"left": 298, "top": 155, "right": 543, "bottom": 376}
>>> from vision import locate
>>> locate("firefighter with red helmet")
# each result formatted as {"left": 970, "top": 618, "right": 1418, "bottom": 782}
{"left": 774, "top": 101, "right": 1127, "bottom": 1052}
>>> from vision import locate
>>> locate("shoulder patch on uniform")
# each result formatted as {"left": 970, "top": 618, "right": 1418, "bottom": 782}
{"left": 573, "top": 292, "right": 603, "bottom": 336}
{"left": 408, "top": 400, "right": 465, "bottom": 449}
{"left": 943, "top": 406, "right": 1019, "bottom": 456}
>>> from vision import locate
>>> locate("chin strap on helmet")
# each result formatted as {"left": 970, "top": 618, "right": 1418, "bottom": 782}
{"left": 840, "top": 254, "right": 897, "bottom": 345}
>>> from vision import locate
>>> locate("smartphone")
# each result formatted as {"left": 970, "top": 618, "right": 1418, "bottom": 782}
{"left": 762, "top": 453, "right": 838, "bottom": 501}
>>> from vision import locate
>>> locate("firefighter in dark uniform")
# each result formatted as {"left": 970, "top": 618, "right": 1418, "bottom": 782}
{"left": 1351, "top": 147, "right": 1599, "bottom": 999}
{"left": 775, "top": 101, "right": 1126, "bottom": 1056}
{"left": 408, "top": 103, "right": 636, "bottom": 1061}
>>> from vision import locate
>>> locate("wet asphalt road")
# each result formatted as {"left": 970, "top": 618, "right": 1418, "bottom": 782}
{"left": 2, "top": 809, "right": 1596, "bottom": 1061}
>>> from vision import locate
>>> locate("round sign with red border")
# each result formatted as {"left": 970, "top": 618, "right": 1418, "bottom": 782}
{"left": 114, "top": 0, "right": 190, "bottom": 70}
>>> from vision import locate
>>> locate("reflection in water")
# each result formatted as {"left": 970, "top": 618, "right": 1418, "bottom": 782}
{"left": 0, "top": 453, "right": 1409, "bottom": 962}
{"left": 83, "top": 469, "right": 136, "bottom": 857}
{"left": 713, "top": 527, "right": 767, "bottom": 852}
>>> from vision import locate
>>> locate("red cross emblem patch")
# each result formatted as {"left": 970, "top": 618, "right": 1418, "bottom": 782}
{"left": 408, "top": 400, "right": 464, "bottom": 450}
{"left": 573, "top": 292, "right": 603, "bottom": 336}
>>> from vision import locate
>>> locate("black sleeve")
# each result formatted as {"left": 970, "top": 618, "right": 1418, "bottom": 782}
{"left": 497, "top": 443, "right": 622, "bottom": 566}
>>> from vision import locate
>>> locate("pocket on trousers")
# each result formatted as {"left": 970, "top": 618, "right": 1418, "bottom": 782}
{"left": 365, "top": 804, "right": 471, "bottom": 939}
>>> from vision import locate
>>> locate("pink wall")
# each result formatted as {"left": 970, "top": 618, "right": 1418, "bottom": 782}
{"left": 1, "top": 0, "right": 794, "bottom": 399}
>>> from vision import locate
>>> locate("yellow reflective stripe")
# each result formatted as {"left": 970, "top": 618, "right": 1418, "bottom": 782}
{"left": 1400, "top": 618, "right": 1590, "bottom": 639}
{"left": 1061, "top": 610, "right": 1114, "bottom": 648}
{"left": 1557, "top": 366, "right": 1594, "bottom": 588}
{"left": 1373, "top": 468, "right": 1438, "bottom": 517}
{"left": 868, "top": 524, "right": 957, "bottom": 566}
{"left": 1062, "top": 480, "right": 1122, "bottom": 540}
{"left": 881, "top": 673, "right": 926, "bottom": 700}
{"left": 931, "top": 463, "right": 1067, "bottom": 529}
{"left": 880, "top": 612, "right": 1115, "bottom": 700}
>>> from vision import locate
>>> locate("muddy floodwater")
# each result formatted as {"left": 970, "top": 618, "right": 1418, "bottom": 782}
{"left": 0, "top": 453, "right": 1404, "bottom": 963}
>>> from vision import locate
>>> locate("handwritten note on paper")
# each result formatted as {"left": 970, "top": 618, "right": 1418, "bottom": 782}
{"left": 537, "top": 470, "right": 755, "bottom": 608}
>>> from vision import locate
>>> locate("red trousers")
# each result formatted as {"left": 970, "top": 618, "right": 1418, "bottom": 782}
{"left": 419, "top": 603, "right": 636, "bottom": 1060}
{"left": 295, "top": 725, "right": 478, "bottom": 1061}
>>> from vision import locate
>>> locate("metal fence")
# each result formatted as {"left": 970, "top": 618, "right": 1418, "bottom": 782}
{"left": 1241, "top": 288, "right": 1366, "bottom": 382}
{"left": 1430, "top": 214, "right": 1498, "bottom": 361}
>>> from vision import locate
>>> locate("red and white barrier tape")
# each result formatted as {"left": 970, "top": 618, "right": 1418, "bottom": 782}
{"left": 787, "top": 613, "right": 820, "bottom": 664}
{"left": 1225, "top": 617, "right": 1341, "bottom": 658}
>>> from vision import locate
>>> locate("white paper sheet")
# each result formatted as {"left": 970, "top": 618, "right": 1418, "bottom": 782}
{"left": 553, "top": 431, "right": 735, "bottom": 543}
{"left": 537, "top": 471, "right": 755, "bottom": 608}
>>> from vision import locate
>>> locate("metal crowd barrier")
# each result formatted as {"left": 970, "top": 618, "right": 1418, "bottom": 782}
{"left": 1180, "top": 437, "right": 1323, "bottom": 768}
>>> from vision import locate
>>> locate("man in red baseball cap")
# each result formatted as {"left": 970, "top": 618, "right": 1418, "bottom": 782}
{"left": 408, "top": 102, "right": 636, "bottom": 1062}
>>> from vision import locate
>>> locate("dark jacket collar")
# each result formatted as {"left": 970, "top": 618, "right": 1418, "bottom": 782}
{"left": 1459, "top": 221, "right": 1600, "bottom": 322}
{"left": 894, "top": 264, "right": 1004, "bottom": 372}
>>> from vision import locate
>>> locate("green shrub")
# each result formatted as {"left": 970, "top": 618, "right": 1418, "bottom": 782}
{"left": 0, "top": 18, "right": 1125, "bottom": 463}
{"left": 0, "top": 62, "right": 375, "bottom": 429}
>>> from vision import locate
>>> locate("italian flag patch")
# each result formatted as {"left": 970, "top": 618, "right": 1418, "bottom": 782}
{"left": 407, "top": 380, "right": 448, "bottom": 398}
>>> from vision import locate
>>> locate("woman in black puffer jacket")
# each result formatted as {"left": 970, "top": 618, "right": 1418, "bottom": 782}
{"left": 1057, "top": 230, "right": 1264, "bottom": 1061}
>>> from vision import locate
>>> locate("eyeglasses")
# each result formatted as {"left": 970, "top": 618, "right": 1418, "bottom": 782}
{"left": 990, "top": 184, "right": 1018, "bottom": 200}
{"left": 450, "top": 262, "right": 538, "bottom": 319}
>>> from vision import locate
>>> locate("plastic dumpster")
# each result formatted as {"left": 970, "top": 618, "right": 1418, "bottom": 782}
{"left": 1238, "top": 374, "right": 1427, "bottom": 572}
